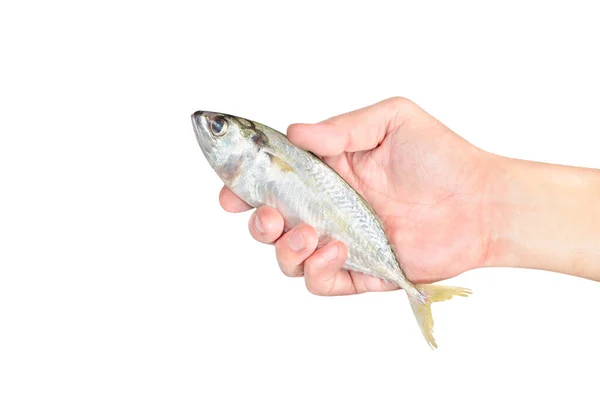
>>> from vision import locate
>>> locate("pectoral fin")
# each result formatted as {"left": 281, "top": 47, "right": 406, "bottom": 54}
{"left": 266, "top": 151, "right": 294, "bottom": 173}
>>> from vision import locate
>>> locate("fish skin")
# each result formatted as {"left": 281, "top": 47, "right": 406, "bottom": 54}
{"left": 192, "top": 110, "right": 470, "bottom": 348}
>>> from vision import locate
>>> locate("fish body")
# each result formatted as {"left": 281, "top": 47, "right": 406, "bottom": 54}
{"left": 192, "top": 110, "right": 470, "bottom": 348}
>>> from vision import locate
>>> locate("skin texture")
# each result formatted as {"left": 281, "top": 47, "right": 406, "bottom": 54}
{"left": 219, "top": 97, "right": 600, "bottom": 295}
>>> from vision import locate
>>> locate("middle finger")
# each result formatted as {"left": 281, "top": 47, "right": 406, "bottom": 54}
{"left": 275, "top": 224, "right": 318, "bottom": 277}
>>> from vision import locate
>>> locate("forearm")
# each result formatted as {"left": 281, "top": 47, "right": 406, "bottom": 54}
{"left": 485, "top": 156, "right": 600, "bottom": 280}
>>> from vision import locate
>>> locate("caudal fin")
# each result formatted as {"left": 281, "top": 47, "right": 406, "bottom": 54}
{"left": 408, "top": 284, "right": 472, "bottom": 349}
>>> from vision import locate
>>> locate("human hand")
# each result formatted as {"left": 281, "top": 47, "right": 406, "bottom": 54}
{"left": 219, "top": 97, "right": 600, "bottom": 293}
{"left": 219, "top": 97, "right": 499, "bottom": 294}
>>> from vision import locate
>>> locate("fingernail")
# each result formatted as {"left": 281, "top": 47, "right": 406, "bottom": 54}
{"left": 321, "top": 243, "right": 339, "bottom": 262}
{"left": 289, "top": 230, "right": 306, "bottom": 252}
{"left": 254, "top": 215, "right": 265, "bottom": 234}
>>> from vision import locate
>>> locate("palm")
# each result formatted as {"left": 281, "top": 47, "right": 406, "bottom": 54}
{"left": 322, "top": 120, "right": 491, "bottom": 284}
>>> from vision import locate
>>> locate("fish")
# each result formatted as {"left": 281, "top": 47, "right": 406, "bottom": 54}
{"left": 191, "top": 110, "right": 471, "bottom": 349}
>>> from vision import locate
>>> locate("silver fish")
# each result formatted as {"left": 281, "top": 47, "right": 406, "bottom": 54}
{"left": 192, "top": 110, "right": 470, "bottom": 348}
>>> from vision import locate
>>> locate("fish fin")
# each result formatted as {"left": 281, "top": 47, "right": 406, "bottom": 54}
{"left": 408, "top": 284, "right": 472, "bottom": 349}
{"left": 266, "top": 151, "right": 294, "bottom": 173}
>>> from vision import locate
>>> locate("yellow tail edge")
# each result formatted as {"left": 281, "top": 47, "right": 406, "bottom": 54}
{"left": 408, "top": 284, "right": 472, "bottom": 350}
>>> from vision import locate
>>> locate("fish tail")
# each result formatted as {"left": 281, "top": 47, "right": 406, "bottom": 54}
{"left": 407, "top": 284, "right": 472, "bottom": 349}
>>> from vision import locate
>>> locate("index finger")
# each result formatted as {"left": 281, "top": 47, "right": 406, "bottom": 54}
{"left": 218, "top": 186, "right": 253, "bottom": 213}
{"left": 286, "top": 97, "right": 420, "bottom": 157}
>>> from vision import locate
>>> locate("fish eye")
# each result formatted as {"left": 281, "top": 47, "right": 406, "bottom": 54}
{"left": 209, "top": 117, "right": 228, "bottom": 136}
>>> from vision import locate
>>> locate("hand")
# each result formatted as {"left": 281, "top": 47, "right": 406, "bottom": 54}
{"left": 219, "top": 97, "right": 600, "bottom": 293}
{"left": 219, "top": 97, "right": 499, "bottom": 294}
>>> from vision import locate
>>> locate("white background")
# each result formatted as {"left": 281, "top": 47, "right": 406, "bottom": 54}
{"left": 1, "top": 1, "right": 599, "bottom": 399}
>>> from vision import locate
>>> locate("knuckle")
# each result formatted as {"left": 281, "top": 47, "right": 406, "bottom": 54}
{"left": 388, "top": 96, "right": 412, "bottom": 107}
{"left": 274, "top": 241, "right": 297, "bottom": 276}
{"left": 387, "top": 96, "right": 418, "bottom": 114}
{"left": 305, "top": 278, "right": 323, "bottom": 295}
{"left": 277, "top": 256, "right": 302, "bottom": 277}
{"left": 303, "top": 259, "right": 333, "bottom": 296}
{"left": 280, "top": 264, "right": 298, "bottom": 277}
{"left": 305, "top": 277, "right": 333, "bottom": 296}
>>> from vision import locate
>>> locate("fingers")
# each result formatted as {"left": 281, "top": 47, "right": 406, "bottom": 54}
{"left": 303, "top": 241, "right": 354, "bottom": 295}
{"left": 248, "top": 206, "right": 284, "bottom": 244}
{"left": 287, "top": 97, "right": 420, "bottom": 157}
{"left": 224, "top": 184, "right": 398, "bottom": 294}
{"left": 274, "top": 224, "right": 318, "bottom": 277}
{"left": 303, "top": 241, "right": 399, "bottom": 296}
{"left": 245, "top": 210, "right": 397, "bottom": 295}
{"left": 219, "top": 186, "right": 252, "bottom": 213}
{"left": 349, "top": 273, "right": 399, "bottom": 294}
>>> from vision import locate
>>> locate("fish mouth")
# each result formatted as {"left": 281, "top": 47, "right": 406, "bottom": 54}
{"left": 192, "top": 110, "right": 214, "bottom": 144}
{"left": 191, "top": 110, "right": 204, "bottom": 136}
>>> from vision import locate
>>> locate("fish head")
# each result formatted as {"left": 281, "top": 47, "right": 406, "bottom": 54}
{"left": 191, "top": 111, "right": 260, "bottom": 184}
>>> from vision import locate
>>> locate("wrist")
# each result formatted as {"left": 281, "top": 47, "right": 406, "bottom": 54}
{"left": 483, "top": 154, "right": 600, "bottom": 280}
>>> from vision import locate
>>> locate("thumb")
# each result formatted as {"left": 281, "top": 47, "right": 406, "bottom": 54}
{"left": 286, "top": 97, "right": 420, "bottom": 157}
